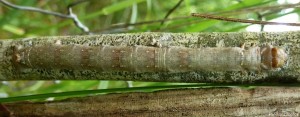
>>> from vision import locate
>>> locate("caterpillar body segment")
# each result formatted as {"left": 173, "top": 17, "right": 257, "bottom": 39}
{"left": 13, "top": 44, "right": 287, "bottom": 72}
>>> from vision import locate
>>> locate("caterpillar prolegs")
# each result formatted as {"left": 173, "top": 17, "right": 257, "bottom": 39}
{"left": 13, "top": 44, "right": 287, "bottom": 72}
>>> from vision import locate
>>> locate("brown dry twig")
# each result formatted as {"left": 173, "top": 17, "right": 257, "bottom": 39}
{"left": 105, "top": 2, "right": 300, "bottom": 32}
{"left": 191, "top": 13, "right": 300, "bottom": 26}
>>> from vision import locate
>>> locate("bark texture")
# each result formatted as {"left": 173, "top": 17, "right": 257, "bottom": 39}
{"left": 3, "top": 87, "right": 300, "bottom": 117}
{"left": 0, "top": 32, "right": 299, "bottom": 83}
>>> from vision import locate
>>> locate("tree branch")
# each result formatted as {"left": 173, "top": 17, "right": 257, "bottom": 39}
{"left": 0, "top": 32, "right": 299, "bottom": 84}
{"left": 3, "top": 87, "right": 300, "bottom": 116}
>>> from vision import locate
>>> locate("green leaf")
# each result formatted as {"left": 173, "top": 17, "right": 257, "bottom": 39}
{"left": 2, "top": 24, "right": 25, "bottom": 35}
{"left": 0, "top": 84, "right": 226, "bottom": 103}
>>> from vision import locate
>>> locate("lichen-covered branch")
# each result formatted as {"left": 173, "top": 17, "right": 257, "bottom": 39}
{"left": 3, "top": 87, "right": 300, "bottom": 116}
{"left": 0, "top": 32, "right": 300, "bottom": 84}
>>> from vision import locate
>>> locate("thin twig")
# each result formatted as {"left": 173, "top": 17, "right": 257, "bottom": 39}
{"left": 0, "top": 0, "right": 72, "bottom": 18}
{"left": 97, "top": 16, "right": 192, "bottom": 32}
{"left": 100, "top": 3, "right": 300, "bottom": 32}
{"left": 67, "top": 5, "right": 90, "bottom": 33}
{"left": 256, "top": 12, "right": 265, "bottom": 31}
{"left": 191, "top": 13, "right": 300, "bottom": 26}
{"left": 160, "top": 0, "right": 184, "bottom": 26}
{"left": 0, "top": 0, "right": 90, "bottom": 33}
{"left": 159, "top": 7, "right": 297, "bottom": 32}
{"left": 216, "top": 2, "right": 300, "bottom": 16}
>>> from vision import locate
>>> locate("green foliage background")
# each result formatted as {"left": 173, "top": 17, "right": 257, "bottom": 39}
{"left": 0, "top": 0, "right": 298, "bottom": 102}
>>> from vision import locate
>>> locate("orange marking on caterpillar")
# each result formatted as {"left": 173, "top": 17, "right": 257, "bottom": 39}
{"left": 261, "top": 45, "right": 287, "bottom": 70}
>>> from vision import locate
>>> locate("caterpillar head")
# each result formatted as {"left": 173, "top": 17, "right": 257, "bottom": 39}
{"left": 261, "top": 44, "right": 288, "bottom": 70}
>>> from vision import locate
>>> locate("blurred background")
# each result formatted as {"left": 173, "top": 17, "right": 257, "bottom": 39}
{"left": 0, "top": 0, "right": 299, "bottom": 100}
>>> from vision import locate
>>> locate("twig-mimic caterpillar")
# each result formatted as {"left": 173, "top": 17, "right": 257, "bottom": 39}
{"left": 13, "top": 44, "right": 287, "bottom": 72}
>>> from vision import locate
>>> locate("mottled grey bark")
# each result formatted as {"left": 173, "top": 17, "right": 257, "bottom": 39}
{"left": 0, "top": 32, "right": 299, "bottom": 84}
{"left": 3, "top": 87, "right": 300, "bottom": 117}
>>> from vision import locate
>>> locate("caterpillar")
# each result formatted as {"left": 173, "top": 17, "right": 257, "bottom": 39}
{"left": 12, "top": 44, "right": 287, "bottom": 72}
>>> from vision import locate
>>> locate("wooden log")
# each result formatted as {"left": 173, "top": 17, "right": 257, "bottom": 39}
{"left": 2, "top": 87, "right": 300, "bottom": 116}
